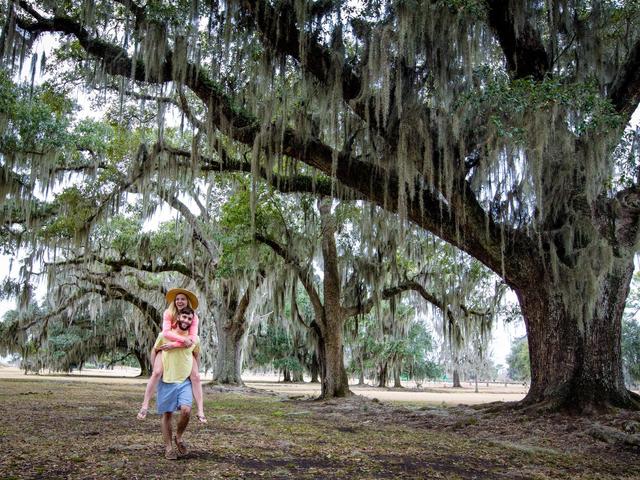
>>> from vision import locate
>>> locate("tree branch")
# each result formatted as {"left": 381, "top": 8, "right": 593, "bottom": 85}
{"left": 153, "top": 143, "right": 347, "bottom": 198}
{"left": 47, "top": 253, "right": 195, "bottom": 278}
{"left": 235, "top": 0, "right": 362, "bottom": 101}
{"left": 12, "top": 2, "right": 524, "bottom": 288}
{"left": 151, "top": 184, "right": 220, "bottom": 263}
{"left": 609, "top": 35, "right": 640, "bottom": 119}
{"left": 485, "top": 0, "right": 550, "bottom": 80}
{"left": 345, "top": 280, "right": 489, "bottom": 325}
{"left": 254, "top": 232, "right": 324, "bottom": 316}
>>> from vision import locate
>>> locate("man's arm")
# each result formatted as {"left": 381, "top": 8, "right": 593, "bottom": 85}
{"left": 192, "top": 339, "right": 201, "bottom": 364}
{"left": 157, "top": 330, "right": 193, "bottom": 350}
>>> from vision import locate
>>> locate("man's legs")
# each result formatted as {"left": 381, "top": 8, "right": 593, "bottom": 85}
{"left": 176, "top": 404, "right": 191, "bottom": 441}
{"left": 159, "top": 380, "right": 192, "bottom": 458}
{"left": 161, "top": 412, "right": 175, "bottom": 459}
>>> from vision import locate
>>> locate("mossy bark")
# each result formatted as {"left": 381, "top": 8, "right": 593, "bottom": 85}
{"left": 212, "top": 286, "right": 252, "bottom": 386}
{"left": 452, "top": 369, "right": 462, "bottom": 388}
{"left": 213, "top": 323, "right": 245, "bottom": 385}
{"left": 378, "top": 363, "right": 388, "bottom": 388}
{"left": 315, "top": 200, "right": 351, "bottom": 399}
{"left": 516, "top": 258, "right": 640, "bottom": 411}
{"left": 134, "top": 349, "right": 152, "bottom": 377}
{"left": 309, "top": 353, "right": 320, "bottom": 383}
{"left": 319, "top": 332, "right": 350, "bottom": 398}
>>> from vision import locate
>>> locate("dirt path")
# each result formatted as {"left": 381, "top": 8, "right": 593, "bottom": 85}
{"left": 245, "top": 379, "right": 527, "bottom": 405}
{"left": 0, "top": 366, "right": 527, "bottom": 405}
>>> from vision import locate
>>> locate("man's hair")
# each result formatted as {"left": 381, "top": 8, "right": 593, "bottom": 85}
{"left": 179, "top": 306, "right": 194, "bottom": 316}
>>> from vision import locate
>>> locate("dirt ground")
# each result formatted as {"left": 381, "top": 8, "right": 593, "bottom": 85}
{"left": 1, "top": 368, "right": 639, "bottom": 479}
{"left": 244, "top": 378, "right": 528, "bottom": 406}
{"left": 0, "top": 366, "right": 528, "bottom": 405}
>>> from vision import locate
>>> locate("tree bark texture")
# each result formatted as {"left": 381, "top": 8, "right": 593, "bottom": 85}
{"left": 378, "top": 363, "right": 388, "bottom": 388}
{"left": 213, "top": 321, "right": 245, "bottom": 385}
{"left": 212, "top": 286, "right": 252, "bottom": 385}
{"left": 309, "top": 352, "right": 320, "bottom": 383}
{"left": 452, "top": 369, "right": 462, "bottom": 388}
{"left": 134, "top": 349, "right": 152, "bottom": 377}
{"left": 393, "top": 365, "right": 402, "bottom": 388}
{"left": 319, "top": 333, "right": 350, "bottom": 398}
{"left": 517, "top": 256, "right": 640, "bottom": 411}
{"left": 315, "top": 200, "right": 352, "bottom": 399}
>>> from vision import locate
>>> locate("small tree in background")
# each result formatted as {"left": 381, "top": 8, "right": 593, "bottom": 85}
{"left": 622, "top": 319, "right": 640, "bottom": 387}
{"left": 248, "top": 321, "right": 305, "bottom": 383}
{"left": 622, "top": 273, "right": 640, "bottom": 387}
{"left": 507, "top": 337, "right": 530, "bottom": 382}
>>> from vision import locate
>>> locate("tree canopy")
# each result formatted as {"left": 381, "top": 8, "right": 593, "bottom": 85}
{"left": 2, "top": 0, "right": 640, "bottom": 410}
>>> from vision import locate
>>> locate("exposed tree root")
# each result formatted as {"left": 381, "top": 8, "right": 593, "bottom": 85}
{"left": 316, "top": 389, "right": 354, "bottom": 401}
{"left": 473, "top": 389, "right": 640, "bottom": 417}
{"left": 586, "top": 423, "right": 640, "bottom": 448}
{"left": 470, "top": 401, "right": 521, "bottom": 413}
{"left": 207, "top": 378, "right": 245, "bottom": 387}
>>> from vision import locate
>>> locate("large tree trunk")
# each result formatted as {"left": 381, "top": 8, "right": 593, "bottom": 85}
{"left": 393, "top": 364, "right": 402, "bottom": 388}
{"left": 318, "top": 319, "right": 351, "bottom": 398}
{"left": 212, "top": 286, "right": 252, "bottom": 386}
{"left": 309, "top": 352, "right": 320, "bottom": 383}
{"left": 357, "top": 352, "right": 365, "bottom": 385}
{"left": 212, "top": 321, "right": 245, "bottom": 385}
{"left": 516, "top": 256, "right": 640, "bottom": 411}
{"left": 134, "top": 349, "right": 152, "bottom": 377}
{"left": 378, "top": 363, "right": 388, "bottom": 388}
{"left": 316, "top": 199, "right": 351, "bottom": 399}
{"left": 452, "top": 369, "right": 462, "bottom": 388}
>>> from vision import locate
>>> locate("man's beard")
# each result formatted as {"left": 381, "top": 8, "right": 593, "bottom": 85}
{"left": 178, "top": 322, "right": 190, "bottom": 331}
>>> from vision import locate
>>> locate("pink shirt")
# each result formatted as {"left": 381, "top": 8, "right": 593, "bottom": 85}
{"left": 162, "top": 309, "right": 199, "bottom": 346}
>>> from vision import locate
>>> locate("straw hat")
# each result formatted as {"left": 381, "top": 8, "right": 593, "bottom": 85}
{"left": 165, "top": 288, "right": 199, "bottom": 309}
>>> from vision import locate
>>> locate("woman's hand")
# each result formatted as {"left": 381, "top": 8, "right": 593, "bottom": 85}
{"left": 158, "top": 342, "right": 180, "bottom": 351}
{"left": 182, "top": 338, "right": 194, "bottom": 348}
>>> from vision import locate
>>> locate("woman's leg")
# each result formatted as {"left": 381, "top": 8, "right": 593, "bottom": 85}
{"left": 189, "top": 358, "right": 206, "bottom": 422}
{"left": 138, "top": 352, "right": 164, "bottom": 419}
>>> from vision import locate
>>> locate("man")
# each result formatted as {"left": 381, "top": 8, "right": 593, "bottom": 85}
{"left": 153, "top": 306, "right": 200, "bottom": 460}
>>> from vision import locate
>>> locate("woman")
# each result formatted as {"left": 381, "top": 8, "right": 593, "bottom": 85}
{"left": 137, "top": 288, "right": 207, "bottom": 423}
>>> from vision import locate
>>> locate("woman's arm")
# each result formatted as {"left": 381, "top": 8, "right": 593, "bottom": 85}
{"left": 161, "top": 310, "right": 188, "bottom": 344}
{"left": 187, "top": 313, "right": 199, "bottom": 342}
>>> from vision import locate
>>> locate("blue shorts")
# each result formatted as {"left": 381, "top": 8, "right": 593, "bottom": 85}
{"left": 157, "top": 379, "right": 192, "bottom": 414}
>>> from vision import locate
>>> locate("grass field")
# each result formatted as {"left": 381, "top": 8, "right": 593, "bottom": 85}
{"left": 0, "top": 375, "right": 638, "bottom": 479}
